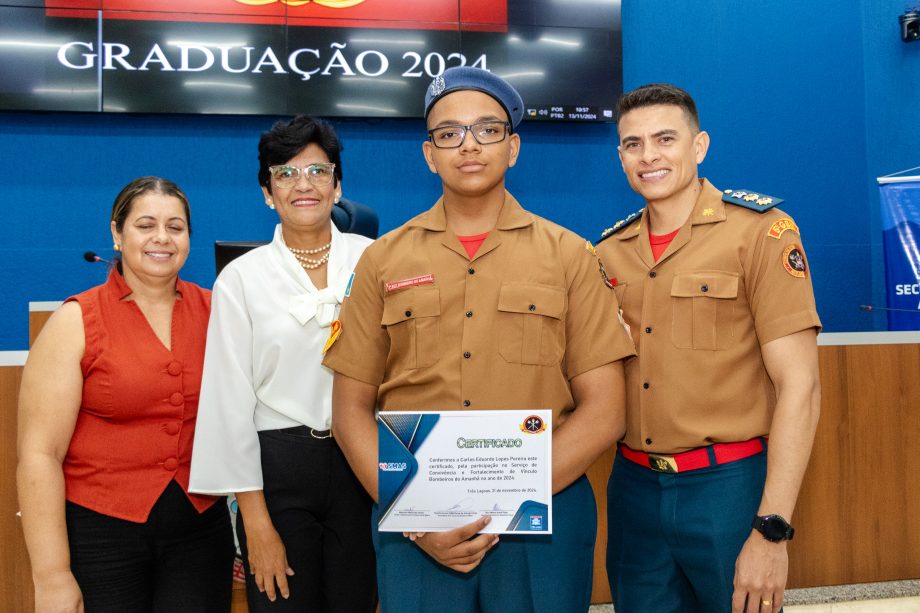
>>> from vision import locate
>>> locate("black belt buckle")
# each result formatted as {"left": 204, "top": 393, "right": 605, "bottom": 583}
{"left": 310, "top": 428, "right": 333, "bottom": 440}
{"left": 647, "top": 453, "right": 678, "bottom": 473}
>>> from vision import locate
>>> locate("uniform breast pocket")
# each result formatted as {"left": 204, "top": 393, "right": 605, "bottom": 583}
{"left": 670, "top": 271, "right": 739, "bottom": 350}
{"left": 497, "top": 283, "right": 565, "bottom": 366}
{"left": 381, "top": 286, "right": 441, "bottom": 369}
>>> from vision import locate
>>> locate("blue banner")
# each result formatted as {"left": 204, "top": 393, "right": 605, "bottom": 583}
{"left": 879, "top": 179, "right": 920, "bottom": 330}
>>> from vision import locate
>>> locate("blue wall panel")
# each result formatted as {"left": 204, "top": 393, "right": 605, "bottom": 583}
{"left": 2, "top": 0, "right": 919, "bottom": 348}
{"left": 0, "top": 112, "right": 622, "bottom": 348}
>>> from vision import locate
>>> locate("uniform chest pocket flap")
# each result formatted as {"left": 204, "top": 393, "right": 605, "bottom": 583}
{"left": 381, "top": 286, "right": 441, "bottom": 369}
{"left": 670, "top": 270, "right": 739, "bottom": 350}
{"left": 497, "top": 283, "right": 565, "bottom": 366}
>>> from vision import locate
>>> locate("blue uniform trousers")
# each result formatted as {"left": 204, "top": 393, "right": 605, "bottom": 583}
{"left": 374, "top": 475, "right": 596, "bottom": 613}
{"left": 606, "top": 449, "right": 768, "bottom": 613}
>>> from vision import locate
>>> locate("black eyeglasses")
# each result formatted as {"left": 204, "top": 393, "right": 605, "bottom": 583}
{"left": 427, "top": 121, "right": 511, "bottom": 149}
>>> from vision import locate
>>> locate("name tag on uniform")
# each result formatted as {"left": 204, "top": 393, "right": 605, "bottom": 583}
{"left": 385, "top": 274, "right": 435, "bottom": 293}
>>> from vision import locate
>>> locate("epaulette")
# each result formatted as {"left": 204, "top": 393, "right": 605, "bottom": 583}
{"left": 721, "top": 189, "right": 783, "bottom": 212}
{"left": 597, "top": 208, "right": 643, "bottom": 244}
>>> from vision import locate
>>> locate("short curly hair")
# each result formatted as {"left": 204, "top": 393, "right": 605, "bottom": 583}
{"left": 257, "top": 115, "right": 343, "bottom": 193}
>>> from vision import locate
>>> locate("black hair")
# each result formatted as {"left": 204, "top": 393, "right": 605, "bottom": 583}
{"left": 258, "top": 115, "right": 343, "bottom": 193}
{"left": 617, "top": 83, "right": 700, "bottom": 132}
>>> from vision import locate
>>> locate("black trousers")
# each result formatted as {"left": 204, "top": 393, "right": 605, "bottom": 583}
{"left": 237, "top": 427, "right": 377, "bottom": 612}
{"left": 66, "top": 480, "right": 235, "bottom": 613}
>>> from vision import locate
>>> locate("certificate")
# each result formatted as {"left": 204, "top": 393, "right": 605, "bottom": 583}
{"left": 377, "top": 410, "right": 552, "bottom": 535}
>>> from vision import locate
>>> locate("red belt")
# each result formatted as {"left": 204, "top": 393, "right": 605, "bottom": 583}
{"left": 619, "top": 438, "right": 766, "bottom": 474}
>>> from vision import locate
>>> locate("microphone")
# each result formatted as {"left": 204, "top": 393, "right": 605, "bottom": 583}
{"left": 83, "top": 251, "right": 111, "bottom": 265}
{"left": 859, "top": 305, "right": 919, "bottom": 314}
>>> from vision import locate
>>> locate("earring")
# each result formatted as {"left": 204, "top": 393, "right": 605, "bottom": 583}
{"left": 334, "top": 196, "right": 341, "bottom": 204}
{"left": 266, "top": 199, "right": 275, "bottom": 210}
{"left": 113, "top": 243, "right": 121, "bottom": 252}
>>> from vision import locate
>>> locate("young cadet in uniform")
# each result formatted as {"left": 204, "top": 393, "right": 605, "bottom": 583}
{"left": 595, "top": 83, "right": 821, "bottom": 613}
{"left": 323, "top": 66, "right": 635, "bottom": 613}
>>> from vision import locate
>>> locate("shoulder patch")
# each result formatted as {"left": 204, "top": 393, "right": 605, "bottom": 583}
{"left": 767, "top": 217, "right": 800, "bottom": 240}
{"left": 597, "top": 208, "right": 644, "bottom": 244}
{"left": 721, "top": 189, "right": 783, "bottom": 212}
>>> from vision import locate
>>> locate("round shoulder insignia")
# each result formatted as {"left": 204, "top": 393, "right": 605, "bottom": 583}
{"left": 782, "top": 244, "right": 807, "bottom": 278}
{"left": 429, "top": 75, "right": 446, "bottom": 97}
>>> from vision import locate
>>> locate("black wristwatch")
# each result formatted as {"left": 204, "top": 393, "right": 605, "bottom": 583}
{"left": 751, "top": 514, "right": 795, "bottom": 543}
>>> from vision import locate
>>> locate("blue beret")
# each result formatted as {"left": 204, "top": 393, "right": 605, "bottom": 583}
{"left": 424, "top": 67, "right": 524, "bottom": 129}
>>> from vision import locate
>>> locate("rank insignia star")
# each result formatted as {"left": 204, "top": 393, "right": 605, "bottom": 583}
{"left": 702, "top": 208, "right": 714, "bottom": 216}
{"left": 598, "top": 208, "right": 644, "bottom": 243}
{"left": 722, "top": 189, "right": 783, "bottom": 212}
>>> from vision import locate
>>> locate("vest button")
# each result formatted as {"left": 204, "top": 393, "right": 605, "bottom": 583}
{"left": 167, "top": 361, "right": 183, "bottom": 376}
{"left": 165, "top": 422, "right": 180, "bottom": 435}
{"left": 170, "top": 392, "right": 184, "bottom": 406}
{"left": 163, "top": 457, "right": 178, "bottom": 471}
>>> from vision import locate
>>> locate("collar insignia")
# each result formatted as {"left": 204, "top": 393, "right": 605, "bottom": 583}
{"left": 598, "top": 208, "right": 644, "bottom": 243}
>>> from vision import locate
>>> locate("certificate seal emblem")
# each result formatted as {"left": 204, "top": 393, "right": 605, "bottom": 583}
{"left": 520, "top": 415, "right": 545, "bottom": 434}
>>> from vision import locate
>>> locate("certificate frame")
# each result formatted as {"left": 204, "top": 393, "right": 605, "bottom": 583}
{"left": 377, "top": 409, "right": 552, "bottom": 535}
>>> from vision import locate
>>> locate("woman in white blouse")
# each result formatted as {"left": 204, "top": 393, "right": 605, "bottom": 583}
{"left": 190, "top": 116, "right": 376, "bottom": 612}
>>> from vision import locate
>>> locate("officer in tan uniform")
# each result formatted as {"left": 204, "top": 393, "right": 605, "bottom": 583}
{"left": 595, "top": 83, "right": 821, "bottom": 613}
{"left": 323, "top": 67, "right": 635, "bottom": 613}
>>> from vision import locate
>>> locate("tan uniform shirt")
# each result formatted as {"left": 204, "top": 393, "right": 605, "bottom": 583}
{"left": 595, "top": 179, "right": 821, "bottom": 453}
{"left": 323, "top": 192, "right": 635, "bottom": 424}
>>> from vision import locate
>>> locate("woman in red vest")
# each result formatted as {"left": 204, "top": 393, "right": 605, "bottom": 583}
{"left": 17, "top": 177, "right": 234, "bottom": 612}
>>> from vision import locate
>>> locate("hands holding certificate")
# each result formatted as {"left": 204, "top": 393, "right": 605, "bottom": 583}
{"left": 405, "top": 516, "right": 500, "bottom": 573}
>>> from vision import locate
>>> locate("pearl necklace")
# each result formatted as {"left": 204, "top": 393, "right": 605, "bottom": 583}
{"left": 281, "top": 228, "right": 331, "bottom": 270}
{"left": 291, "top": 251, "right": 330, "bottom": 269}
{"left": 287, "top": 241, "right": 331, "bottom": 255}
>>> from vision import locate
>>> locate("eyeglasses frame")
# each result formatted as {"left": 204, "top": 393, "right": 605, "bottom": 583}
{"left": 268, "top": 163, "right": 337, "bottom": 187}
{"left": 426, "top": 121, "right": 512, "bottom": 149}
